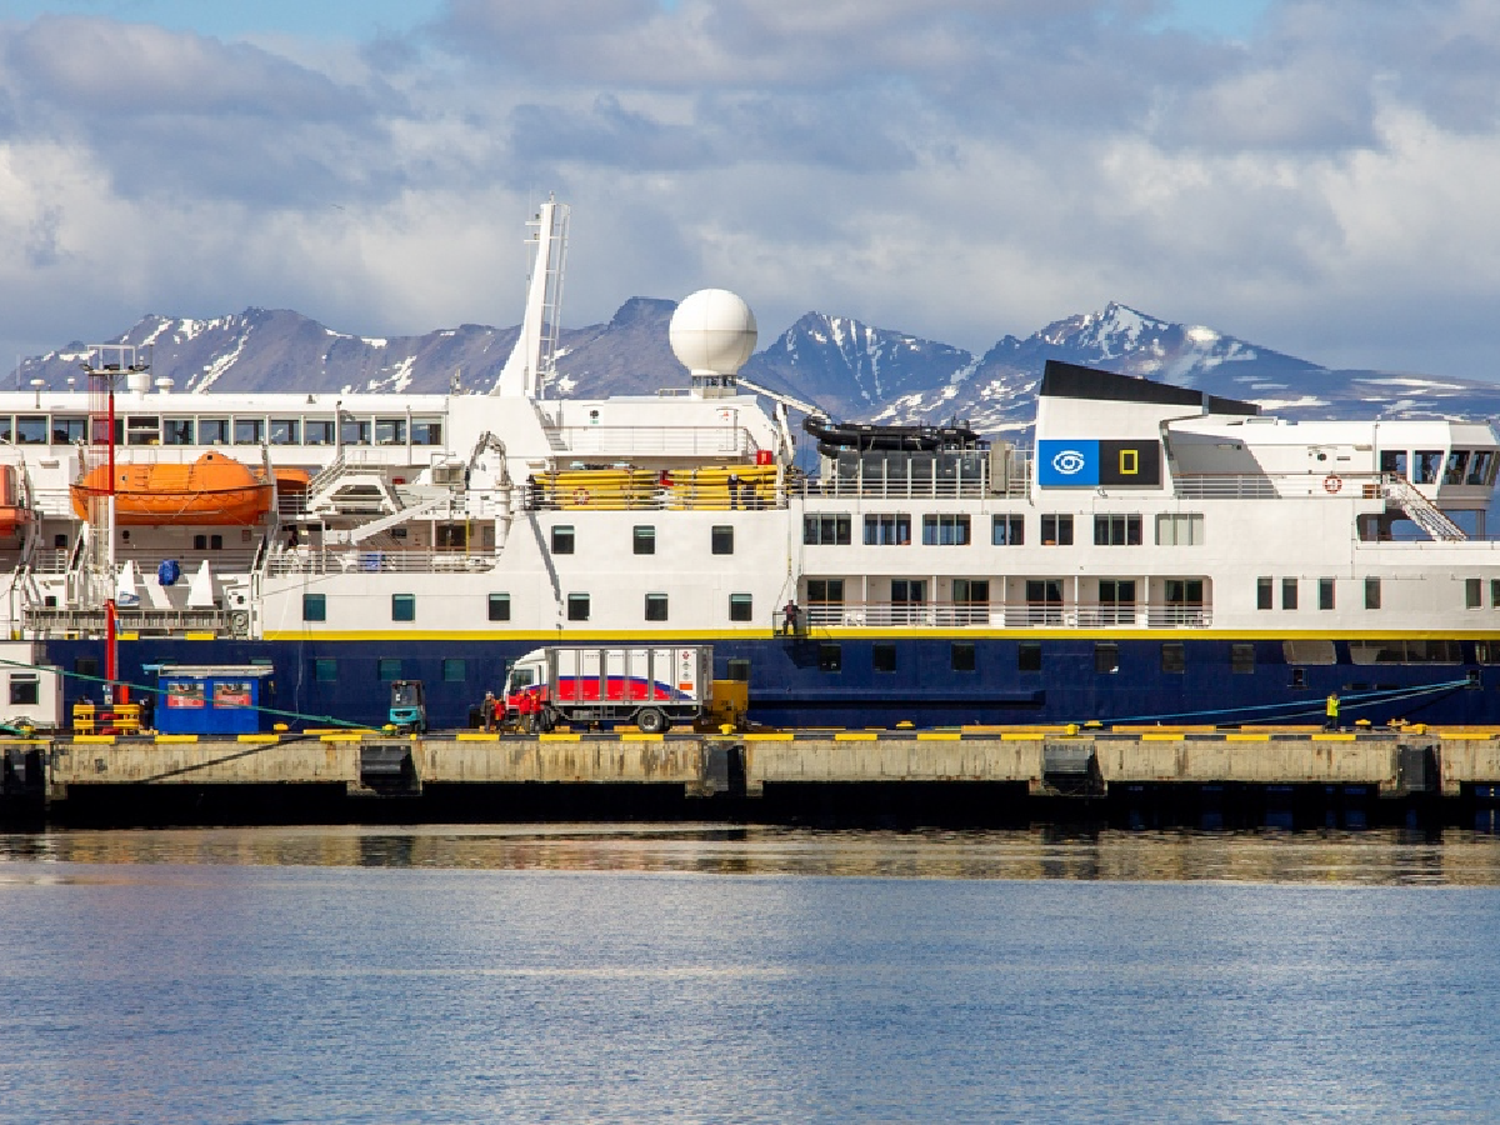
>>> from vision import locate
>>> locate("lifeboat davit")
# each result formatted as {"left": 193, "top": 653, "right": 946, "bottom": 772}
{"left": 0, "top": 464, "right": 34, "bottom": 537}
{"left": 70, "top": 451, "right": 274, "bottom": 526}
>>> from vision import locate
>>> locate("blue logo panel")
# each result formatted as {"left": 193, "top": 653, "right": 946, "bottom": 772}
{"left": 1038, "top": 440, "right": 1099, "bottom": 487}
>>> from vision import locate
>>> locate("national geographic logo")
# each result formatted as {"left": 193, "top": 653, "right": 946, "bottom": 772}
{"left": 1037, "top": 440, "right": 1162, "bottom": 487}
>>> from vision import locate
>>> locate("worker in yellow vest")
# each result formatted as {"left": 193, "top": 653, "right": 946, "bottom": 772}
{"left": 1325, "top": 692, "right": 1340, "bottom": 731}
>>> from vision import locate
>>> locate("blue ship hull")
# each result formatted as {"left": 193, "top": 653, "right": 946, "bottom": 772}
{"left": 39, "top": 635, "right": 1492, "bottom": 731}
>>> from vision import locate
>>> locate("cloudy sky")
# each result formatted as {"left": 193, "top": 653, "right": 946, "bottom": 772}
{"left": 2, "top": 0, "right": 1499, "bottom": 382}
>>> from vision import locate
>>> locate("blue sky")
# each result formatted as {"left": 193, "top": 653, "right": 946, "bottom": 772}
{"left": 2, "top": 0, "right": 1499, "bottom": 383}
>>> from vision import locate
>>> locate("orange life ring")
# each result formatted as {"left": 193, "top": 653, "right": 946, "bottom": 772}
{"left": 573, "top": 488, "right": 590, "bottom": 505}
{"left": 1323, "top": 474, "right": 1342, "bottom": 494}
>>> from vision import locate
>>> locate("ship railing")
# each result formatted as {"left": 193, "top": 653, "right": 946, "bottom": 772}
{"left": 796, "top": 478, "right": 995, "bottom": 500}
{"left": 266, "top": 547, "right": 500, "bottom": 576}
{"left": 524, "top": 481, "right": 787, "bottom": 512}
{"left": 799, "top": 601, "right": 1213, "bottom": 629}
{"left": 22, "top": 605, "right": 233, "bottom": 637}
{"left": 30, "top": 487, "right": 75, "bottom": 519}
{"left": 544, "top": 425, "right": 760, "bottom": 458}
{"left": 25, "top": 549, "right": 70, "bottom": 575}
{"left": 1173, "top": 471, "right": 1385, "bottom": 499}
{"left": 114, "top": 546, "right": 262, "bottom": 574}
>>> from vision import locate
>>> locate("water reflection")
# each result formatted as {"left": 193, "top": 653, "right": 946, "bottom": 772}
{"left": 2, "top": 824, "right": 1500, "bottom": 885}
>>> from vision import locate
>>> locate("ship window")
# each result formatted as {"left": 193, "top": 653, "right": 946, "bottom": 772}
{"left": 311, "top": 659, "right": 336, "bottom": 683}
{"left": 807, "top": 579, "right": 845, "bottom": 603}
{"left": 992, "top": 514, "right": 1024, "bottom": 545}
{"left": 378, "top": 658, "right": 402, "bottom": 682}
{"left": 953, "top": 579, "right": 990, "bottom": 605}
{"left": 1018, "top": 642, "right": 1042, "bottom": 672}
{"left": 9, "top": 674, "right": 39, "bottom": 706}
{"left": 412, "top": 418, "right": 443, "bottom": 445}
{"left": 1415, "top": 450, "right": 1442, "bottom": 484}
{"left": 0, "top": 417, "right": 10, "bottom": 442}
{"left": 234, "top": 417, "right": 264, "bottom": 445}
{"left": 804, "top": 514, "right": 852, "bottom": 545}
{"left": 162, "top": 418, "right": 194, "bottom": 445}
{"left": 15, "top": 417, "right": 46, "bottom": 444}
{"left": 1161, "top": 642, "right": 1186, "bottom": 673}
{"left": 1099, "top": 580, "right": 1135, "bottom": 624}
{"left": 89, "top": 417, "right": 123, "bottom": 445}
{"left": 270, "top": 419, "right": 300, "bottom": 445}
{"left": 726, "top": 659, "right": 751, "bottom": 682}
{"left": 1319, "top": 578, "right": 1335, "bottom": 610}
{"left": 1231, "top": 643, "right": 1256, "bottom": 674}
{"left": 552, "top": 526, "right": 575, "bottom": 554}
{"left": 1469, "top": 450, "right": 1496, "bottom": 485}
{"left": 1257, "top": 577, "right": 1273, "bottom": 611}
{"left": 567, "top": 593, "right": 589, "bottom": 621}
{"left": 200, "top": 418, "right": 229, "bottom": 445}
{"left": 951, "top": 642, "right": 976, "bottom": 672}
{"left": 210, "top": 534, "right": 223, "bottom": 550}
{"left": 891, "top": 579, "right": 926, "bottom": 605}
{"left": 818, "top": 643, "right": 842, "bottom": 673}
{"left": 1350, "top": 640, "right": 1462, "bottom": 664}
{"left": 707, "top": 526, "right": 733, "bottom": 555}
{"left": 123, "top": 417, "right": 158, "bottom": 446}
{"left": 304, "top": 419, "right": 334, "bottom": 445}
{"left": 922, "top": 513, "right": 971, "bottom": 545}
{"left": 633, "top": 526, "right": 655, "bottom": 555}
{"left": 1165, "top": 579, "right": 1203, "bottom": 606}
{"left": 1365, "top": 577, "right": 1381, "bottom": 610}
{"left": 52, "top": 416, "right": 86, "bottom": 444}
{"left": 1156, "top": 513, "right": 1205, "bottom": 546}
{"left": 873, "top": 643, "right": 897, "bottom": 673}
{"left": 1466, "top": 578, "right": 1482, "bottom": 609}
{"left": 391, "top": 594, "right": 415, "bottom": 622}
{"left": 1478, "top": 643, "right": 1500, "bottom": 665}
{"left": 1094, "top": 514, "right": 1142, "bottom": 546}
{"left": 1444, "top": 451, "right": 1470, "bottom": 485}
{"left": 1283, "top": 640, "right": 1335, "bottom": 665}
{"left": 302, "top": 593, "right": 326, "bottom": 622}
{"left": 645, "top": 593, "right": 668, "bottom": 621}
{"left": 1492, "top": 579, "right": 1500, "bottom": 609}
{"left": 1094, "top": 643, "right": 1119, "bottom": 674}
{"left": 488, "top": 593, "right": 511, "bottom": 621}
{"left": 75, "top": 657, "right": 99, "bottom": 679}
{"left": 729, "top": 593, "right": 753, "bottom": 622}
{"left": 341, "top": 417, "right": 371, "bottom": 446}
{"left": 1380, "top": 450, "right": 1408, "bottom": 478}
{"left": 375, "top": 418, "right": 406, "bottom": 445}
{"left": 864, "top": 513, "right": 911, "bottom": 545}
{"left": 1040, "top": 514, "right": 1073, "bottom": 546}
{"left": 443, "top": 659, "right": 466, "bottom": 683}
{"left": 1282, "top": 578, "right": 1299, "bottom": 610}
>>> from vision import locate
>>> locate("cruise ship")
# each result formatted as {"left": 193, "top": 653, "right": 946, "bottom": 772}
{"left": 2, "top": 198, "right": 1499, "bottom": 731}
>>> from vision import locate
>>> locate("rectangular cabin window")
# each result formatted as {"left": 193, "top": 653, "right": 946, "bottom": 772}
{"left": 1094, "top": 514, "right": 1142, "bottom": 546}
{"left": 1094, "top": 643, "right": 1119, "bottom": 674}
{"left": 818, "top": 644, "right": 842, "bottom": 673}
{"left": 804, "top": 514, "right": 852, "bottom": 545}
{"left": 162, "top": 418, "right": 195, "bottom": 445}
{"left": 551, "top": 526, "right": 575, "bottom": 555}
{"left": 891, "top": 579, "right": 927, "bottom": 605}
{"left": 1467, "top": 578, "right": 1483, "bottom": 609}
{"left": 1415, "top": 451, "right": 1443, "bottom": 484}
{"left": 1283, "top": 578, "right": 1299, "bottom": 611}
{"left": 1018, "top": 642, "right": 1042, "bottom": 672}
{"left": 15, "top": 417, "right": 47, "bottom": 444}
{"left": 1478, "top": 643, "right": 1500, "bottom": 665}
{"left": 341, "top": 417, "right": 371, "bottom": 446}
{"left": 951, "top": 642, "right": 976, "bottom": 672}
{"left": 992, "top": 514, "right": 1024, "bottom": 545}
{"left": 9, "top": 674, "right": 39, "bottom": 706}
{"left": 304, "top": 419, "right": 334, "bottom": 445}
{"left": 391, "top": 594, "right": 415, "bottom": 622}
{"left": 270, "top": 419, "right": 300, "bottom": 445}
{"left": 378, "top": 658, "right": 402, "bottom": 682}
{"left": 1040, "top": 514, "right": 1073, "bottom": 546}
{"left": 726, "top": 659, "right": 751, "bottom": 682}
{"left": 1156, "top": 513, "right": 1205, "bottom": 546}
{"left": 1099, "top": 580, "right": 1136, "bottom": 624}
{"left": 412, "top": 418, "right": 443, "bottom": 445}
{"left": 0, "top": 417, "right": 10, "bottom": 442}
{"left": 645, "top": 593, "right": 669, "bottom": 622}
{"left": 52, "top": 416, "right": 86, "bottom": 444}
{"left": 1492, "top": 579, "right": 1500, "bottom": 609}
{"left": 1444, "top": 451, "right": 1470, "bottom": 485}
{"left": 1319, "top": 578, "right": 1336, "bottom": 611}
{"left": 1365, "top": 577, "right": 1382, "bottom": 610}
{"left": 953, "top": 579, "right": 990, "bottom": 604}
{"left": 375, "top": 418, "right": 406, "bottom": 445}
{"left": 1231, "top": 643, "right": 1256, "bottom": 674}
{"left": 873, "top": 643, "right": 897, "bottom": 673}
{"left": 729, "top": 593, "right": 753, "bottom": 622}
{"left": 200, "top": 418, "right": 229, "bottom": 445}
{"left": 1257, "top": 577, "right": 1273, "bottom": 611}
{"left": 922, "top": 514, "right": 971, "bottom": 546}
{"left": 1161, "top": 643, "right": 1186, "bottom": 674}
{"left": 314, "top": 658, "right": 337, "bottom": 683}
{"left": 863, "top": 513, "right": 911, "bottom": 545}
{"left": 712, "top": 525, "right": 734, "bottom": 555}
{"left": 633, "top": 526, "right": 656, "bottom": 556}
{"left": 443, "top": 659, "right": 466, "bottom": 683}
{"left": 566, "top": 594, "right": 590, "bottom": 621}
{"left": 302, "top": 593, "right": 327, "bottom": 622}
{"left": 488, "top": 593, "right": 511, "bottom": 622}
{"left": 1380, "top": 450, "right": 1408, "bottom": 478}
{"left": 807, "top": 579, "right": 845, "bottom": 604}
{"left": 234, "top": 417, "right": 264, "bottom": 445}
{"left": 125, "top": 416, "right": 159, "bottom": 446}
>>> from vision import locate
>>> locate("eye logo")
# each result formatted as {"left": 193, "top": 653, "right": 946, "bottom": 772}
{"left": 1051, "top": 449, "right": 1087, "bottom": 475}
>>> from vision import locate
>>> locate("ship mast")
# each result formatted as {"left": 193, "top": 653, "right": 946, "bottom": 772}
{"left": 492, "top": 195, "right": 569, "bottom": 399}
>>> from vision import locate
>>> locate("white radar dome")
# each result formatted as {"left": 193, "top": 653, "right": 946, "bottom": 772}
{"left": 669, "top": 288, "right": 757, "bottom": 376}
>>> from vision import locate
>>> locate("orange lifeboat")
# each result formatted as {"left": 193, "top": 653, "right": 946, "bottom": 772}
{"left": 0, "top": 464, "right": 34, "bottom": 537}
{"left": 71, "top": 451, "right": 274, "bottom": 526}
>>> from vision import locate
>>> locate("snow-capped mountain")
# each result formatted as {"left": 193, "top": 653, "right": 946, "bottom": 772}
{"left": 16, "top": 299, "right": 1500, "bottom": 438}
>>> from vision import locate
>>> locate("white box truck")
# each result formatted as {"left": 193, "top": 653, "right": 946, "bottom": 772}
{"left": 502, "top": 645, "right": 712, "bottom": 733}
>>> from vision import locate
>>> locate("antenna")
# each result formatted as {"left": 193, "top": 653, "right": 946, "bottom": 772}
{"left": 492, "top": 195, "right": 569, "bottom": 398}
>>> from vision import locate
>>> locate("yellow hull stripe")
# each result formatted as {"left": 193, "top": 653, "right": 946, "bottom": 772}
{"left": 264, "top": 628, "right": 1500, "bottom": 643}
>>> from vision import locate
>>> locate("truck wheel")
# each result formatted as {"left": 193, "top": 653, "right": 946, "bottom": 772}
{"left": 636, "top": 708, "right": 669, "bottom": 734}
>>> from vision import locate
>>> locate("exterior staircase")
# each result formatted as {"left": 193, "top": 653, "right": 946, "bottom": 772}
{"left": 1384, "top": 476, "right": 1467, "bottom": 541}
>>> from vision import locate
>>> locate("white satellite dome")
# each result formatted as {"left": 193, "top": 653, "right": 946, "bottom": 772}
{"left": 669, "top": 288, "right": 757, "bottom": 376}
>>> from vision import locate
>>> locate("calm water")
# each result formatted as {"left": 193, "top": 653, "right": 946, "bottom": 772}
{"left": 2, "top": 825, "right": 1499, "bottom": 1123}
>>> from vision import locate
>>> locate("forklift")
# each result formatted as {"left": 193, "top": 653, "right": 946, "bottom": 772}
{"left": 388, "top": 680, "right": 427, "bottom": 733}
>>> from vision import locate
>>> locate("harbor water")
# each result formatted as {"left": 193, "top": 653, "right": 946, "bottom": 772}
{"left": 2, "top": 825, "right": 1499, "bottom": 1123}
